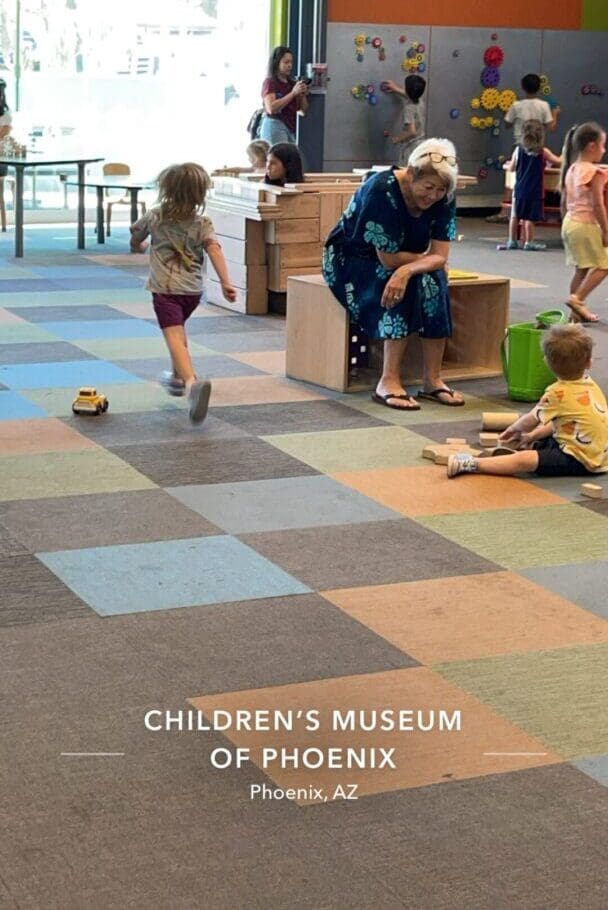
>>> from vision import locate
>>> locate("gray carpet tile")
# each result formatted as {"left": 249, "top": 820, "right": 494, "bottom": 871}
{"left": 61, "top": 410, "right": 249, "bottom": 446}
{"left": 0, "top": 490, "right": 222, "bottom": 553}
{"left": 406, "top": 419, "right": 487, "bottom": 445}
{"left": 113, "top": 354, "right": 264, "bottom": 381}
{"left": 0, "top": 341, "right": 98, "bottom": 364}
{"left": 202, "top": 331, "right": 287, "bottom": 353}
{"left": 184, "top": 314, "right": 285, "bottom": 335}
{"left": 297, "top": 764, "right": 608, "bottom": 910}
{"left": 520, "top": 562, "right": 608, "bottom": 620}
{"left": 0, "top": 555, "right": 93, "bottom": 626}
{"left": 107, "top": 593, "right": 418, "bottom": 693}
{"left": 0, "top": 785, "right": 402, "bottom": 910}
{"left": 6, "top": 305, "right": 135, "bottom": 322}
{"left": 108, "top": 437, "right": 319, "bottom": 486}
{"left": 240, "top": 519, "right": 498, "bottom": 590}
{"left": 578, "top": 498, "right": 608, "bottom": 518}
{"left": 211, "top": 399, "right": 389, "bottom": 435}
{"left": 0, "top": 522, "right": 30, "bottom": 557}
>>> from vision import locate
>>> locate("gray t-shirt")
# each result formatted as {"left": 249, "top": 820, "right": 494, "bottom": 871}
{"left": 131, "top": 208, "right": 217, "bottom": 294}
{"left": 398, "top": 99, "right": 425, "bottom": 166}
{"left": 504, "top": 98, "right": 552, "bottom": 144}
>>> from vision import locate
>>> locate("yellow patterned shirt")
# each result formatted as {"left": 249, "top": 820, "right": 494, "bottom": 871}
{"left": 536, "top": 377, "right": 608, "bottom": 473}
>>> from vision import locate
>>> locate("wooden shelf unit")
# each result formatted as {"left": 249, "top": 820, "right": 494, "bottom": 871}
{"left": 286, "top": 273, "right": 510, "bottom": 393}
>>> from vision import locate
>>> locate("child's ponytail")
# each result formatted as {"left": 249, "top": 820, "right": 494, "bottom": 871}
{"left": 559, "top": 124, "right": 578, "bottom": 190}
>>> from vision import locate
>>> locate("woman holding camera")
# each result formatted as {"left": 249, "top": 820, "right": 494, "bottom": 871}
{"left": 259, "top": 46, "right": 309, "bottom": 145}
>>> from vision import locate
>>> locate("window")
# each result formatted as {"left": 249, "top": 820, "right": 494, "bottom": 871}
{"left": 0, "top": 0, "right": 270, "bottom": 209}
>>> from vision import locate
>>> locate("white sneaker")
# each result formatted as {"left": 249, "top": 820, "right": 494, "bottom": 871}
{"left": 447, "top": 452, "right": 479, "bottom": 478}
{"left": 188, "top": 380, "right": 211, "bottom": 424}
{"left": 159, "top": 370, "right": 185, "bottom": 397}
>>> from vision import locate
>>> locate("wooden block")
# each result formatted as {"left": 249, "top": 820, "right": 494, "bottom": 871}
{"left": 268, "top": 194, "right": 320, "bottom": 219}
{"left": 265, "top": 218, "right": 321, "bottom": 244}
{"left": 219, "top": 233, "right": 266, "bottom": 266}
{"left": 222, "top": 262, "right": 267, "bottom": 292}
{"left": 286, "top": 275, "right": 349, "bottom": 391}
{"left": 319, "top": 194, "right": 345, "bottom": 241}
{"left": 446, "top": 437, "right": 467, "bottom": 445}
{"left": 206, "top": 278, "right": 267, "bottom": 315}
{"left": 479, "top": 432, "right": 500, "bottom": 448}
{"left": 581, "top": 483, "right": 604, "bottom": 500}
{"left": 481, "top": 411, "right": 520, "bottom": 432}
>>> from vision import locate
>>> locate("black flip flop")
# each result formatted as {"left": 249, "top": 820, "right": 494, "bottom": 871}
{"left": 371, "top": 392, "right": 421, "bottom": 411}
{"left": 416, "top": 388, "right": 465, "bottom": 407}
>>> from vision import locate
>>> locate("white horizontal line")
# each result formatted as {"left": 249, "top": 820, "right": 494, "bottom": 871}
{"left": 483, "top": 752, "right": 547, "bottom": 756}
{"left": 60, "top": 752, "right": 125, "bottom": 757}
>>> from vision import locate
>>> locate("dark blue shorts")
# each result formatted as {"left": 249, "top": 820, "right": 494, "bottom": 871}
{"left": 534, "top": 437, "right": 593, "bottom": 477}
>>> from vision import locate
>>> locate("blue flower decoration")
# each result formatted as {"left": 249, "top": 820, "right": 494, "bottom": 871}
{"left": 363, "top": 221, "right": 399, "bottom": 252}
{"left": 378, "top": 311, "right": 407, "bottom": 338}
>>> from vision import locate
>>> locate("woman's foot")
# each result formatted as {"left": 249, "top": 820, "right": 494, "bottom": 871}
{"left": 567, "top": 295, "right": 599, "bottom": 323}
{"left": 372, "top": 383, "right": 420, "bottom": 410}
{"left": 419, "top": 383, "right": 464, "bottom": 406}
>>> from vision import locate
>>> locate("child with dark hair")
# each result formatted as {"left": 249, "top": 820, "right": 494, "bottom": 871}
{"left": 447, "top": 324, "right": 608, "bottom": 478}
{"left": 385, "top": 75, "right": 427, "bottom": 165}
{"left": 264, "top": 142, "right": 304, "bottom": 186}
{"left": 130, "top": 162, "right": 236, "bottom": 424}
{"left": 504, "top": 73, "right": 558, "bottom": 145}
{"left": 500, "top": 119, "right": 561, "bottom": 251}
{"left": 259, "top": 45, "right": 308, "bottom": 145}
{"left": 560, "top": 121, "right": 608, "bottom": 323}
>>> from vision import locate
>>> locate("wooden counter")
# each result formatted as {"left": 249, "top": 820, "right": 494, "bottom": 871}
{"left": 207, "top": 172, "right": 478, "bottom": 315}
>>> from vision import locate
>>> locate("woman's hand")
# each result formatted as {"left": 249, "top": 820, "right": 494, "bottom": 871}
{"left": 381, "top": 267, "right": 410, "bottom": 309}
{"left": 292, "top": 80, "right": 308, "bottom": 97}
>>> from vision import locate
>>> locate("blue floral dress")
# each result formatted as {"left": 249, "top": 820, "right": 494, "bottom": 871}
{"left": 322, "top": 168, "right": 456, "bottom": 340}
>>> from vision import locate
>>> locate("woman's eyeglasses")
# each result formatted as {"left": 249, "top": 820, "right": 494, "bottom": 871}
{"left": 419, "top": 152, "right": 457, "bottom": 167}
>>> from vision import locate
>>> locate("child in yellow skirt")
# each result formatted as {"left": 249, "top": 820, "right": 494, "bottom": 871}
{"left": 560, "top": 121, "right": 608, "bottom": 323}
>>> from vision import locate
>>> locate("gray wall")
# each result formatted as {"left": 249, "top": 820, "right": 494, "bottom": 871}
{"left": 324, "top": 23, "right": 608, "bottom": 196}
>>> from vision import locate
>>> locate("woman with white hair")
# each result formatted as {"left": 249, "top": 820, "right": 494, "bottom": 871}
{"left": 322, "top": 138, "right": 464, "bottom": 409}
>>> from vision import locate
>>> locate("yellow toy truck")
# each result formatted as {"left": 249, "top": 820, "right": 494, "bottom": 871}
{"left": 72, "top": 387, "right": 109, "bottom": 416}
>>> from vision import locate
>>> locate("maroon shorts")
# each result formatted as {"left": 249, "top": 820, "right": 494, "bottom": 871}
{"left": 152, "top": 293, "right": 201, "bottom": 329}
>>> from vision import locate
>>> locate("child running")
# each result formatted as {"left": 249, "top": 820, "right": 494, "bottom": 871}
{"left": 447, "top": 324, "right": 608, "bottom": 479}
{"left": 560, "top": 121, "right": 608, "bottom": 323}
{"left": 501, "top": 119, "right": 561, "bottom": 251}
{"left": 130, "top": 162, "right": 236, "bottom": 424}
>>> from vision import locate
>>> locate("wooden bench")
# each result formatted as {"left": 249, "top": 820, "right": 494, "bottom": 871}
{"left": 286, "top": 272, "right": 510, "bottom": 392}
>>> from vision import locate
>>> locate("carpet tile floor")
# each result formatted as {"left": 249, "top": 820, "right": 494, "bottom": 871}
{"left": 1, "top": 223, "right": 607, "bottom": 908}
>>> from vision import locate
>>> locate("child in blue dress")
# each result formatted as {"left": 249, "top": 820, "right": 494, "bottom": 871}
{"left": 323, "top": 139, "right": 462, "bottom": 411}
{"left": 501, "top": 119, "right": 561, "bottom": 251}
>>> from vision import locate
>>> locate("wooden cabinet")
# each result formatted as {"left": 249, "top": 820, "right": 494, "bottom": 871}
{"left": 286, "top": 273, "right": 510, "bottom": 392}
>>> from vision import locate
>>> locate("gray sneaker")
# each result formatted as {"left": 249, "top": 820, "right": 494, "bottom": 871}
{"left": 159, "top": 370, "right": 185, "bottom": 397}
{"left": 447, "top": 452, "right": 479, "bottom": 478}
{"left": 188, "top": 379, "right": 211, "bottom": 424}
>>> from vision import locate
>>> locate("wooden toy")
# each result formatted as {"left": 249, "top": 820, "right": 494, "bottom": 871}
{"left": 445, "top": 437, "right": 467, "bottom": 444}
{"left": 479, "top": 432, "right": 500, "bottom": 447}
{"left": 481, "top": 411, "right": 519, "bottom": 431}
{"left": 581, "top": 483, "right": 604, "bottom": 500}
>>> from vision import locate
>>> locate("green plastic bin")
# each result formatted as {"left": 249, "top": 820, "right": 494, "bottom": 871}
{"left": 501, "top": 310, "right": 567, "bottom": 402}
